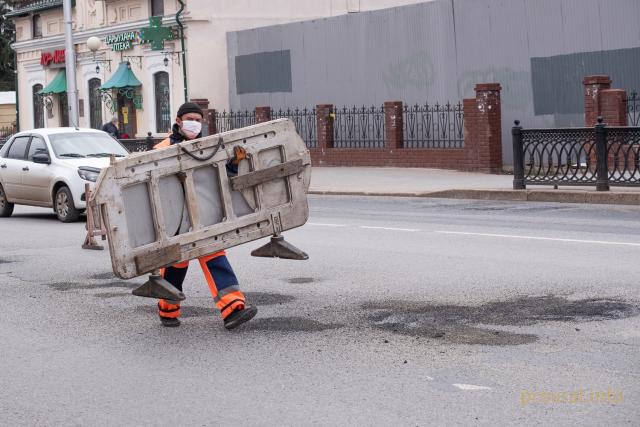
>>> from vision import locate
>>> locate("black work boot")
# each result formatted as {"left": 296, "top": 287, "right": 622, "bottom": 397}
{"left": 160, "top": 316, "right": 181, "bottom": 327}
{"left": 224, "top": 305, "right": 258, "bottom": 330}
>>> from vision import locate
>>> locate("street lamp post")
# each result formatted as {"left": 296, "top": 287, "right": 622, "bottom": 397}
{"left": 63, "top": 0, "right": 79, "bottom": 128}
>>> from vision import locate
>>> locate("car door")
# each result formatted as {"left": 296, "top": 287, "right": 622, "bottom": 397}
{"left": 22, "top": 135, "right": 55, "bottom": 204}
{"left": 0, "top": 135, "right": 30, "bottom": 201}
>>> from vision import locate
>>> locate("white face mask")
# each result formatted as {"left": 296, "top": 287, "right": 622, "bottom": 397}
{"left": 181, "top": 120, "right": 202, "bottom": 138}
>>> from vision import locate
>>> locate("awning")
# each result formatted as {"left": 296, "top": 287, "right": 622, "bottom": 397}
{"left": 39, "top": 69, "right": 66, "bottom": 94}
{"left": 100, "top": 62, "right": 142, "bottom": 90}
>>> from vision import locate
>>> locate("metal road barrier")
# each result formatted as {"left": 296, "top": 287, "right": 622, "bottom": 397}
{"left": 92, "top": 119, "right": 311, "bottom": 297}
{"left": 512, "top": 118, "right": 640, "bottom": 191}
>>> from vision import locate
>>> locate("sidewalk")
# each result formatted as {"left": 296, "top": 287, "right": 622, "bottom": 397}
{"left": 309, "top": 167, "right": 640, "bottom": 205}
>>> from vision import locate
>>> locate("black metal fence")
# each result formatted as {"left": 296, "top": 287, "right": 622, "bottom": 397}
{"left": 272, "top": 107, "right": 317, "bottom": 148}
{"left": 118, "top": 132, "right": 161, "bottom": 153}
{"left": 332, "top": 105, "right": 385, "bottom": 148}
{"left": 0, "top": 126, "right": 14, "bottom": 149}
{"left": 403, "top": 102, "right": 465, "bottom": 148}
{"left": 628, "top": 90, "right": 639, "bottom": 127}
{"left": 512, "top": 119, "right": 640, "bottom": 191}
{"left": 215, "top": 110, "right": 256, "bottom": 133}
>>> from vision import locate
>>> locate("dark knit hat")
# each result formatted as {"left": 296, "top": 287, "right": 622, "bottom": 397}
{"left": 176, "top": 102, "right": 203, "bottom": 118}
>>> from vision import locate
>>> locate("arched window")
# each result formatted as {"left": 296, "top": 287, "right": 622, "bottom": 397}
{"left": 32, "top": 84, "right": 44, "bottom": 128}
{"left": 33, "top": 15, "right": 42, "bottom": 38}
{"left": 88, "top": 78, "right": 102, "bottom": 129}
{"left": 154, "top": 71, "right": 171, "bottom": 133}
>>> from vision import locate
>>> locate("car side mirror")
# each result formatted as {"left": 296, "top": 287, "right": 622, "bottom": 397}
{"left": 32, "top": 153, "right": 51, "bottom": 164}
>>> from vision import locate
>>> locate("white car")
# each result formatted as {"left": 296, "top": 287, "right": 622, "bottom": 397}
{"left": 0, "top": 127, "right": 128, "bottom": 222}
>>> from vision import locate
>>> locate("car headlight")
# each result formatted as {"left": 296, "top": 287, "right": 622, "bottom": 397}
{"left": 78, "top": 167, "right": 100, "bottom": 182}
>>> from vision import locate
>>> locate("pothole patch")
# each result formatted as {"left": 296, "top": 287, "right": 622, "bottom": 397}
{"left": 287, "top": 277, "right": 316, "bottom": 284}
{"left": 364, "top": 295, "right": 639, "bottom": 346}
{"left": 90, "top": 272, "right": 116, "bottom": 280}
{"left": 244, "top": 292, "right": 295, "bottom": 305}
{"left": 46, "top": 281, "right": 135, "bottom": 291}
{"left": 244, "top": 316, "right": 340, "bottom": 332}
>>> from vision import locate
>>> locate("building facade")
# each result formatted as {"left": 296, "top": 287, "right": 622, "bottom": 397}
{"left": 10, "top": 0, "right": 430, "bottom": 137}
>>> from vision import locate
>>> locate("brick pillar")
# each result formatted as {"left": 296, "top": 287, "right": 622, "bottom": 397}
{"left": 583, "top": 75, "right": 611, "bottom": 126}
{"left": 463, "top": 83, "right": 502, "bottom": 173}
{"left": 190, "top": 98, "right": 210, "bottom": 111}
{"left": 202, "top": 108, "right": 216, "bottom": 136}
{"left": 316, "top": 104, "right": 334, "bottom": 149}
{"left": 599, "top": 89, "right": 627, "bottom": 126}
{"left": 255, "top": 106, "right": 272, "bottom": 123}
{"left": 384, "top": 101, "right": 403, "bottom": 149}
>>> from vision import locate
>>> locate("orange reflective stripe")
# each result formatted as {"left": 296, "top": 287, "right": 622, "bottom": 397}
{"left": 199, "top": 251, "right": 226, "bottom": 264}
{"left": 172, "top": 261, "right": 189, "bottom": 269}
{"left": 199, "top": 257, "right": 219, "bottom": 298}
{"left": 158, "top": 300, "right": 181, "bottom": 318}
{"left": 221, "top": 300, "right": 244, "bottom": 319}
{"left": 154, "top": 137, "right": 171, "bottom": 149}
{"left": 158, "top": 300, "right": 180, "bottom": 311}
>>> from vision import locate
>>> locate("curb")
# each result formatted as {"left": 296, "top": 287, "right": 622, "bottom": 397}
{"left": 308, "top": 189, "right": 640, "bottom": 205}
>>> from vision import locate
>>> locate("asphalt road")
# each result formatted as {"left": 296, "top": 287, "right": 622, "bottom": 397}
{"left": 1, "top": 196, "right": 639, "bottom": 426}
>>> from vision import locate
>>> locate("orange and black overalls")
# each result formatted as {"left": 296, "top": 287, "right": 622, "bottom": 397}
{"left": 155, "top": 126, "right": 247, "bottom": 322}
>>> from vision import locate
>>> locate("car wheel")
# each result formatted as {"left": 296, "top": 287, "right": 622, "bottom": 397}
{"left": 0, "top": 183, "right": 14, "bottom": 217}
{"left": 54, "top": 186, "right": 81, "bottom": 223}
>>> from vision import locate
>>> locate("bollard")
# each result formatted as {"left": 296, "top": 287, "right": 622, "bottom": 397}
{"left": 595, "top": 117, "right": 610, "bottom": 191}
{"left": 512, "top": 120, "right": 526, "bottom": 190}
{"left": 145, "top": 132, "right": 154, "bottom": 151}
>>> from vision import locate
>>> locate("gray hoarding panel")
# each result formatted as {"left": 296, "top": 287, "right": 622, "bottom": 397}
{"left": 227, "top": 0, "right": 640, "bottom": 165}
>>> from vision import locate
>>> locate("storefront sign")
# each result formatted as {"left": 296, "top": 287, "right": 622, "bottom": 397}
{"left": 105, "top": 31, "right": 138, "bottom": 51}
{"left": 40, "top": 49, "right": 65, "bottom": 66}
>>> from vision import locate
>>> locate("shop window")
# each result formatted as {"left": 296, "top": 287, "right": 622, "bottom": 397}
{"left": 32, "top": 84, "right": 44, "bottom": 129}
{"left": 154, "top": 71, "right": 171, "bottom": 133}
{"left": 88, "top": 78, "right": 103, "bottom": 129}
{"left": 33, "top": 15, "right": 42, "bottom": 38}
{"left": 151, "top": 0, "right": 164, "bottom": 17}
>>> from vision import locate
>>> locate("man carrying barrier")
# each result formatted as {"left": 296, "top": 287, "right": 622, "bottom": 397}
{"left": 91, "top": 102, "right": 311, "bottom": 330}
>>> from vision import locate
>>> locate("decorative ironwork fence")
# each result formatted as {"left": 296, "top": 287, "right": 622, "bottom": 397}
{"left": 403, "top": 102, "right": 465, "bottom": 148}
{"left": 272, "top": 107, "right": 317, "bottom": 148}
{"left": 215, "top": 110, "right": 256, "bottom": 133}
{"left": 512, "top": 119, "right": 640, "bottom": 191}
{"left": 0, "top": 127, "right": 13, "bottom": 149}
{"left": 628, "top": 90, "right": 639, "bottom": 127}
{"left": 333, "top": 105, "right": 385, "bottom": 148}
{"left": 118, "top": 133, "right": 160, "bottom": 153}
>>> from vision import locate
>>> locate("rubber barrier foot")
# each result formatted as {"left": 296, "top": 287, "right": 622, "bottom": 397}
{"left": 132, "top": 274, "right": 186, "bottom": 301}
{"left": 251, "top": 235, "right": 309, "bottom": 260}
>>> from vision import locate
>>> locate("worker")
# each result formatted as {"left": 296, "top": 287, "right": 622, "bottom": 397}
{"left": 154, "top": 102, "right": 258, "bottom": 329}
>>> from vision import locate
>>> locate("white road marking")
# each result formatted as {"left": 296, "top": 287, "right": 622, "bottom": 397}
{"left": 307, "top": 222, "right": 347, "bottom": 227}
{"left": 452, "top": 383, "right": 493, "bottom": 391}
{"left": 434, "top": 231, "right": 640, "bottom": 247}
{"left": 359, "top": 226, "right": 419, "bottom": 232}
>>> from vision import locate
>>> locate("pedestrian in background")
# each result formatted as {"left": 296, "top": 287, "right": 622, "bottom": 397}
{"left": 101, "top": 115, "right": 120, "bottom": 139}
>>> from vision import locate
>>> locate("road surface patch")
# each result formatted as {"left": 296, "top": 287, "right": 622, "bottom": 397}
{"left": 364, "top": 295, "right": 639, "bottom": 345}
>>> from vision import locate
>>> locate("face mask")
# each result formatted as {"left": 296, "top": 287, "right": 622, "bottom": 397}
{"left": 181, "top": 120, "right": 202, "bottom": 139}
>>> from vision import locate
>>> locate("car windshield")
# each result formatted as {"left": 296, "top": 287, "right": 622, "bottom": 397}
{"left": 48, "top": 132, "right": 128, "bottom": 158}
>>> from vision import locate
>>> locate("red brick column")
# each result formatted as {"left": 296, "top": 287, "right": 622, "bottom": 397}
{"left": 599, "top": 89, "right": 627, "bottom": 126}
{"left": 583, "top": 76, "right": 611, "bottom": 126}
{"left": 255, "top": 106, "right": 272, "bottom": 123}
{"left": 190, "top": 98, "right": 210, "bottom": 111}
{"left": 463, "top": 83, "right": 502, "bottom": 173}
{"left": 316, "top": 104, "right": 334, "bottom": 149}
{"left": 384, "top": 101, "right": 403, "bottom": 149}
{"left": 202, "top": 108, "right": 216, "bottom": 136}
